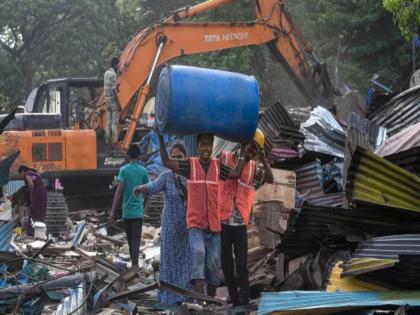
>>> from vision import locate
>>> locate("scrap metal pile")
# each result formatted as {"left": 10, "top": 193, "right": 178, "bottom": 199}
{"left": 0, "top": 209, "right": 167, "bottom": 314}
{"left": 0, "top": 208, "right": 237, "bottom": 314}
{"left": 252, "top": 85, "right": 420, "bottom": 315}
{"left": 0, "top": 85, "right": 418, "bottom": 314}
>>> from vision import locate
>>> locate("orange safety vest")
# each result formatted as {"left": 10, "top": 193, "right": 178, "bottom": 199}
{"left": 219, "top": 151, "right": 255, "bottom": 225}
{"left": 187, "top": 157, "right": 221, "bottom": 232}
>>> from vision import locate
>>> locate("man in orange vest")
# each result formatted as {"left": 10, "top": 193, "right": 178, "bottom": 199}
{"left": 219, "top": 128, "right": 273, "bottom": 308}
{"left": 158, "top": 133, "right": 251, "bottom": 297}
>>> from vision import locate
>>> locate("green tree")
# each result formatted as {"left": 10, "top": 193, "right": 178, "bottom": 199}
{"left": 287, "top": 0, "right": 412, "bottom": 92}
{"left": 383, "top": 0, "right": 420, "bottom": 40}
{"left": 0, "top": 0, "right": 125, "bottom": 105}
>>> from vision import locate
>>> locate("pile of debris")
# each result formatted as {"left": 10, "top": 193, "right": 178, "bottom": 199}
{"left": 252, "top": 85, "right": 420, "bottom": 314}
{"left": 0, "top": 84, "right": 419, "bottom": 314}
{"left": 0, "top": 209, "right": 166, "bottom": 314}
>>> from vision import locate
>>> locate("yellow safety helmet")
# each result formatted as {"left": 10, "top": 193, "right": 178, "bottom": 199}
{"left": 253, "top": 128, "right": 265, "bottom": 149}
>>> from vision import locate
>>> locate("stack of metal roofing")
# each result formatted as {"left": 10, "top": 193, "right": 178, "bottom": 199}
{"left": 293, "top": 157, "right": 344, "bottom": 206}
{"left": 370, "top": 84, "right": 420, "bottom": 136}
{"left": 302, "top": 192, "right": 344, "bottom": 207}
{"left": 375, "top": 122, "right": 420, "bottom": 176}
{"left": 340, "top": 234, "right": 420, "bottom": 289}
{"left": 258, "top": 101, "right": 304, "bottom": 160}
{"left": 294, "top": 160, "right": 324, "bottom": 196}
{"left": 277, "top": 202, "right": 420, "bottom": 259}
{"left": 301, "top": 106, "right": 346, "bottom": 158}
{"left": 256, "top": 87, "right": 420, "bottom": 315}
{"left": 345, "top": 147, "right": 420, "bottom": 211}
{"left": 346, "top": 112, "right": 387, "bottom": 151}
{"left": 384, "top": 147, "right": 420, "bottom": 176}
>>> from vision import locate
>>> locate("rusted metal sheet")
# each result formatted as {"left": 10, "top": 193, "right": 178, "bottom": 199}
{"left": 346, "top": 147, "right": 420, "bottom": 211}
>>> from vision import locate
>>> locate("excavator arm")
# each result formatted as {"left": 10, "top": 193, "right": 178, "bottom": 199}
{"left": 104, "top": 0, "right": 335, "bottom": 150}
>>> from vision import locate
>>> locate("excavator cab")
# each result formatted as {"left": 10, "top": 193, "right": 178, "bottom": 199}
{"left": 2, "top": 78, "right": 103, "bottom": 132}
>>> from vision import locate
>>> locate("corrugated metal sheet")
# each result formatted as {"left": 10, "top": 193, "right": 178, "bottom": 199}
{"left": 258, "top": 101, "right": 304, "bottom": 154}
{"left": 270, "top": 147, "right": 298, "bottom": 162}
{"left": 346, "top": 112, "right": 387, "bottom": 150}
{"left": 370, "top": 84, "right": 420, "bottom": 136}
{"left": 346, "top": 147, "right": 420, "bottom": 211}
{"left": 366, "top": 90, "right": 396, "bottom": 118}
{"left": 303, "top": 192, "right": 344, "bottom": 207}
{"left": 360, "top": 255, "right": 420, "bottom": 290}
{"left": 343, "top": 113, "right": 387, "bottom": 206}
{"left": 52, "top": 281, "right": 84, "bottom": 315}
{"left": 287, "top": 106, "right": 312, "bottom": 125}
{"left": 3, "top": 180, "right": 25, "bottom": 195}
{"left": 341, "top": 258, "right": 397, "bottom": 278}
{"left": 278, "top": 203, "right": 420, "bottom": 259}
{"left": 301, "top": 106, "right": 346, "bottom": 158}
{"left": 325, "top": 261, "right": 390, "bottom": 292}
{"left": 352, "top": 234, "right": 420, "bottom": 260}
{"left": 258, "top": 291, "right": 420, "bottom": 315}
{"left": 295, "top": 161, "right": 323, "bottom": 196}
{"left": 0, "top": 219, "right": 16, "bottom": 251}
{"left": 144, "top": 192, "right": 164, "bottom": 227}
{"left": 384, "top": 147, "right": 420, "bottom": 177}
{"left": 375, "top": 122, "right": 420, "bottom": 157}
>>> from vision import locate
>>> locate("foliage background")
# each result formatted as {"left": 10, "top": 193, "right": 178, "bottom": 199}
{"left": 0, "top": 0, "right": 416, "bottom": 110}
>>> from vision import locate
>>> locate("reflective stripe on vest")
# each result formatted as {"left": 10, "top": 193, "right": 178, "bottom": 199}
{"left": 219, "top": 151, "right": 255, "bottom": 225}
{"left": 187, "top": 157, "right": 221, "bottom": 232}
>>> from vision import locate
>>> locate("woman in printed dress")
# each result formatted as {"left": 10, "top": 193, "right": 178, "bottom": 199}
{"left": 134, "top": 143, "right": 190, "bottom": 306}
{"left": 18, "top": 165, "right": 47, "bottom": 236}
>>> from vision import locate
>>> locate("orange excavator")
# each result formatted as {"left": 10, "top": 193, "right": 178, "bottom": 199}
{"left": 0, "top": 0, "right": 336, "bottom": 211}
{"left": 112, "top": 0, "right": 336, "bottom": 151}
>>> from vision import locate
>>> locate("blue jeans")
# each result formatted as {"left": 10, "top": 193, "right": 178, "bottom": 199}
{"left": 189, "top": 228, "right": 221, "bottom": 286}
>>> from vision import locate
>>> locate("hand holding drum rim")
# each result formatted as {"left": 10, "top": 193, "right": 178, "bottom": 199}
{"left": 240, "top": 143, "right": 253, "bottom": 161}
{"left": 253, "top": 143, "right": 266, "bottom": 161}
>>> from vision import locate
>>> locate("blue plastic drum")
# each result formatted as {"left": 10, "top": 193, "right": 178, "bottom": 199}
{"left": 155, "top": 65, "right": 259, "bottom": 143}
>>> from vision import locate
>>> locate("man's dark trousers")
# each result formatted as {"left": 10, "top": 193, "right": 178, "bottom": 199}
{"left": 221, "top": 223, "right": 249, "bottom": 306}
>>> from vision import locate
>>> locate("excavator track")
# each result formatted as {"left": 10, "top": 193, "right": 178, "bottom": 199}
{"left": 45, "top": 191, "right": 69, "bottom": 236}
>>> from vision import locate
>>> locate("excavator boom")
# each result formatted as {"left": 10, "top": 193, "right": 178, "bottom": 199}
{"left": 104, "top": 0, "right": 335, "bottom": 150}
